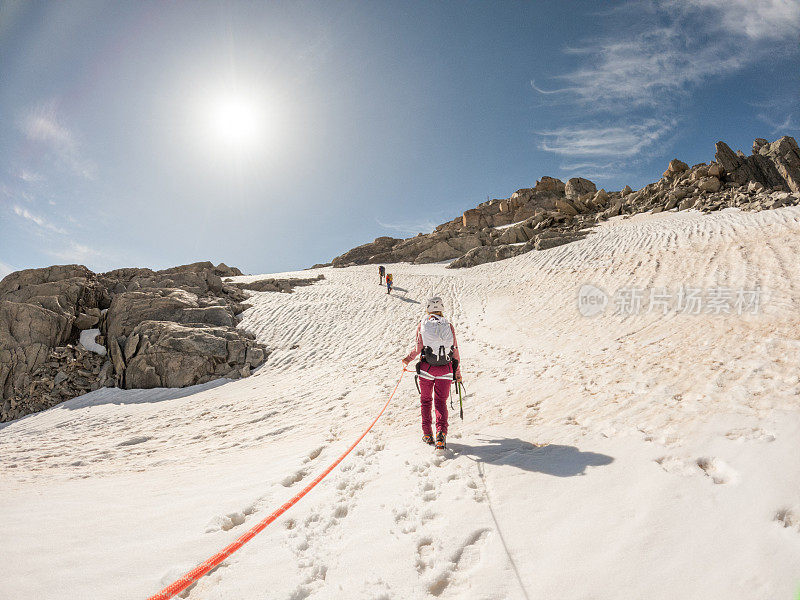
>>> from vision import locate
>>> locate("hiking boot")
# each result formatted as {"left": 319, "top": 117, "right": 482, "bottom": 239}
{"left": 422, "top": 434, "right": 434, "bottom": 445}
{"left": 435, "top": 432, "right": 446, "bottom": 450}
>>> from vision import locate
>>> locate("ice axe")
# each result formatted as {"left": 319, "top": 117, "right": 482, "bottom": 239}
{"left": 450, "top": 379, "right": 464, "bottom": 420}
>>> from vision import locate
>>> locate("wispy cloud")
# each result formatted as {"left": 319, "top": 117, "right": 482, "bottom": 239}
{"left": 758, "top": 114, "right": 800, "bottom": 135}
{"left": 538, "top": 119, "right": 677, "bottom": 157}
{"left": 0, "top": 261, "right": 15, "bottom": 280}
{"left": 20, "top": 102, "right": 97, "bottom": 179}
{"left": 46, "top": 241, "right": 100, "bottom": 264}
{"left": 547, "top": 27, "right": 746, "bottom": 111}
{"left": 532, "top": 0, "right": 800, "bottom": 172}
{"left": 680, "top": 0, "right": 800, "bottom": 40}
{"left": 376, "top": 218, "right": 438, "bottom": 236}
{"left": 16, "top": 169, "right": 42, "bottom": 183}
{"left": 12, "top": 204, "right": 68, "bottom": 234}
{"left": 557, "top": 161, "right": 624, "bottom": 181}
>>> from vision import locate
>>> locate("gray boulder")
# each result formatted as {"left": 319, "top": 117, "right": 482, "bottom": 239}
{"left": 554, "top": 198, "right": 579, "bottom": 216}
{"left": 230, "top": 274, "right": 324, "bottom": 294}
{"left": 74, "top": 313, "right": 99, "bottom": 330}
{"left": 105, "top": 288, "right": 234, "bottom": 341}
{"left": 99, "top": 262, "right": 230, "bottom": 296}
{"left": 448, "top": 246, "right": 497, "bottom": 268}
{"left": 0, "top": 265, "right": 109, "bottom": 416}
{"left": 124, "top": 321, "right": 267, "bottom": 389}
{"left": 697, "top": 176, "right": 722, "bottom": 192}
{"left": 565, "top": 177, "right": 597, "bottom": 200}
{"left": 534, "top": 230, "right": 587, "bottom": 251}
{"left": 330, "top": 236, "right": 402, "bottom": 268}
{"left": 0, "top": 264, "right": 109, "bottom": 315}
{"left": 446, "top": 235, "right": 482, "bottom": 253}
{"left": 414, "top": 241, "right": 462, "bottom": 264}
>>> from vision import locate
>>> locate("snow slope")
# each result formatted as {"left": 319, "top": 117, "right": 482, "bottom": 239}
{"left": 2, "top": 207, "right": 800, "bottom": 600}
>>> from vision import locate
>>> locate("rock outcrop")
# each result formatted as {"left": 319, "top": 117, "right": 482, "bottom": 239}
{"left": 0, "top": 261, "right": 299, "bottom": 422}
{"left": 715, "top": 136, "right": 800, "bottom": 192}
{"left": 329, "top": 135, "right": 800, "bottom": 269}
{"left": 123, "top": 321, "right": 266, "bottom": 389}
{"left": 228, "top": 274, "right": 324, "bottom": 294}
{"left": 105, "top": 289, "right": 235, "bottom": 341}
{"left": 565, "top": 177, "right": 597, "bottom": 200}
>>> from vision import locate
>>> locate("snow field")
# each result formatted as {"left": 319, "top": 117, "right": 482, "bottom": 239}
{"left": 1, "top": 207, "right": 800, "bottom": 599}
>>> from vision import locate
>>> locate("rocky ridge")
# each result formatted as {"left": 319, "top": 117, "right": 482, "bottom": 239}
{"left": 329, "top": 136, "right": 800, "bottom": 269}
{"left": 0, "top": 262, "right": 323, "bottom": 422}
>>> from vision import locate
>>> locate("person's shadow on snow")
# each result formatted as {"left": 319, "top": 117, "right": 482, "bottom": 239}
{"left": 388, "top": 287, "right": 420, "bottom": 304}
{"left": 447, "top": 437, "right": 613, "bottom": 477}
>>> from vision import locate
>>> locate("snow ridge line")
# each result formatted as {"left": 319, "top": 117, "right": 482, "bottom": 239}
{"left": 147, "top": 370, "right": 407, "bottom": 600}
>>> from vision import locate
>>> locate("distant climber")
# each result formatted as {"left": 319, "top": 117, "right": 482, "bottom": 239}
{"left": 402, "top": 296, "right": 462, "bottom": 450}
{"left": 386, "top": 273, "right": 393, "bottom": 294}
{"left": 379, "top": 265, "right": 386, "bottom": 285}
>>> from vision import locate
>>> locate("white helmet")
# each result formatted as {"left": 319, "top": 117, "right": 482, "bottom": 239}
{"left": 426, "top": 296, "right": 445, "bottom": 313}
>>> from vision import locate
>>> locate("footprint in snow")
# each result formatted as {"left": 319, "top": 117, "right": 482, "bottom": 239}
{"left": 415, "top": 536, "right": 434, "bottom": 573}
{"left": 696, "top": 456, "right": 738, "bottom": 484}
{"left": 303, "top": 446, "right": 325, "bottom": 463}
{"left": 420, "top": 480, "right": 437, "bottom": 502}
{"left": 451, "top": 528, "right": 491, "bottom": 571}
{"left": 117, "top": 435, "right": 152, "bottom": 447}
{"left": 282, "top": 469, "right": 307, "bottom": 487}
{"left": 725, "top": 427, "right": 776, "bottom": 442}
{"left": 425, "top": 529, "right": 491, "bottom": 596}
{"left": 774, "top": 507, "right": 800, "bottom": 532}
{"left": 643, "top": 433, "right": 681, "bottom": 447}
{"left": 205, "top": 502, "right": 259, "bottom": 533}
{"left": 654, "top": 455, "right": 695, "bottom": 476}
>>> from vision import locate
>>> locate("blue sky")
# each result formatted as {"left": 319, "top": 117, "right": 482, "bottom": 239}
{"left": 1, "top": 0, "right": 799, "bottom": 276}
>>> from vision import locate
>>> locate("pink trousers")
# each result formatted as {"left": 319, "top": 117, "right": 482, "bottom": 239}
{"left": 419, "top": 364, "right": 452, "bottom": 436}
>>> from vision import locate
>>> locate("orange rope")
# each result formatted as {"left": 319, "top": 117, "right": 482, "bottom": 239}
{"left": 148, "top": 370, "right": 406, "bottom": 600}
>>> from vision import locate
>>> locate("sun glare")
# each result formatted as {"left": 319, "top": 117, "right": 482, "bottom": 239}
{"left": 208, "top": 93, "right": 264, "bottom": 149}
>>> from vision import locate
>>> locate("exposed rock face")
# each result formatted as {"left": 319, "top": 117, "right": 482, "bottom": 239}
{"left": 565, "top": 177, "right": 597, "bottom": 200}
{"left": 414, "top": 241, "right": 462, "bottom": 264}
{"left": 228, "top": 274, "right": 324, "bottom": 294}
{"left": 462, "top": 209, "right": 484, "bottom": 228}
{"left": 106, "top": 289, "right": 235, "bottom": 341}
{"left": 664, "top": 159, "right": 689, "bottom": 178}
{"left": 124, "top": 321, "right": 266, "bottom": 389}
{"left": 697, "top": 176, "right": 722, "bottom": 192}
{"left": 329, "top": 135, "right": 800, "bottom": 271}
{"left": 330, "top": 237, "right": 402, "bottom": 268}
{"left": 0, "top": 265, "right": 109, "bottom": 419}
{"left": 714, "top": 137, "right": 798, "bottom": 191}
{"left": 0, "top": 301, "right": 73, "bottom": 404}
{"left": 535, "top": 176, "right": 566, "bottom": 194}
{"left": 98, "top": 261, "right": 232, "bottom": 296}
{"left": 0, "top": 261, "right": 287, "bottom": 422}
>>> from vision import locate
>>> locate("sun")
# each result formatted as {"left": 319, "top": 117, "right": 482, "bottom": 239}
{"left": 208, "top": 93, "right": 264, "bottom": 148}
